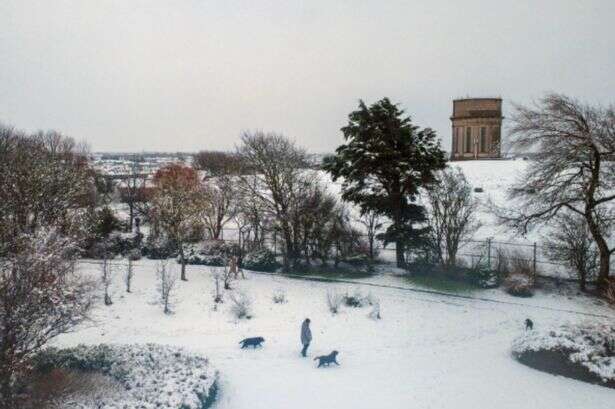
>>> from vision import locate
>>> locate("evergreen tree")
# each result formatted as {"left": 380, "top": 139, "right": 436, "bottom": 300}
{"left": 323, "top": 98, "right": 446, "bottom": 267}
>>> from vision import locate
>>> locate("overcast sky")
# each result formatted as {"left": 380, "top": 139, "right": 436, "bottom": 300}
{"left": 1, "top": 1, "right": 613, "bottom": 153}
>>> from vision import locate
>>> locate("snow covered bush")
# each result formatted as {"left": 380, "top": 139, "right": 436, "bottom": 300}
{"left": 512, "top": 323, "right": 615, "bottom": 388}
{"left": 242, "top": 248, "right": 279, "bottom": 272}
{"left": 32, "top": 343, "right": 219, "bottom": 408}
{"left": 142, "top": 235, "right": 178, "bottom": 260}
{"left": 467, "top": 259, "right": 500, "bottom": 288}
{"left": 157, "top": 261, "right": 177, "bottom": 314}
{"left": 185, "top": 245, "right": 226, "bottom": 267}
{"left": 272, "top": 288, "right": 287, "bottom": 304}
{"left": 326, "top": 291, "right": 344, "bottom": 314}
{"left": 503, "top": 273, "right": 533, "bottom": 297}
{"left": 229, "top": 291, "right": 253, "bottom": 319}
{"left": 0, "top": 230, "right": 95, "bottom": 408}
{"left": 127, "top": 248, "right": 142, "bottom": 261}
{"left": 343, "top": 290, "right": 366, "bottom": 307}
{"left": 503, "top": 252, "right": 534, "bottom": 296}
{"left": 368, "top": 300, "right": 382, "bottom": 320}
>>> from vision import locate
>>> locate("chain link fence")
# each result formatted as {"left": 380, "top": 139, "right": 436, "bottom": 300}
{"left": 215, "top": 226, "right": 615, "bottom": 282}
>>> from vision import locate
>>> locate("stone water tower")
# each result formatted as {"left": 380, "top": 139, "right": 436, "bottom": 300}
{"left": 450, "top": 98, "right": 503, "bottom": 160}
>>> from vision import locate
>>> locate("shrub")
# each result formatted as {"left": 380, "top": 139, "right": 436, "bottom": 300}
{"left": 201, "top": 240, "right": 239, "bottom": 257}
{"left": 32, "top": 344, "right": 218, "bottom": 409}
{"left": 127, "top": 248, "right": 142, "bottom": 261}
{"left": 368, "top": 301, "right": 381, "bottom": 320}
{"left": 512, "top": 323, "right": 615, "bottom": 387}
{"left": 504, "top": 273, "right": 533, "bottom": 297}
{"left": 228, "top": 291, "right": 252, "bottom": 319}
{"left": 242, "top": 248, "right": 279, "bottom": 272}
{"left": 343, "top": 290, "right": 366, "bottom": 308}
{"left": 467, "top": 258, "right": 500, "bottom": 288}
{"left": 184, "top": 253, "right": 225, "bottom": 267}
{"left": 272, "top": 289, "right": 287, "bottom": 304}
{"left": 142, "top": 235, "right": 178, "bottom": 259}
{"left": 326, "top": 291, "right": 343, "bottom": 314}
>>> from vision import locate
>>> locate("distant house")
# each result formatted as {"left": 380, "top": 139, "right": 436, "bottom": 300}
{"left": 450, "top": 98, "right": 503, "bottom": 160}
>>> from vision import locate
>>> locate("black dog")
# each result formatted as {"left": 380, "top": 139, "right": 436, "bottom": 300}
{"left": 525, "top": 318, "right": 534, "bottom": 331}
{"left": 239, "top": 337, "right": 265, "bottom": 348}
{"left": 314, "top": 351, "right": 340, "bottom": 367}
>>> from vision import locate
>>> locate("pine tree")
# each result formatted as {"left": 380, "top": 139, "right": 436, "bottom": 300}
{"left": 323, "top": 98, "right": 446, "bottom": 267}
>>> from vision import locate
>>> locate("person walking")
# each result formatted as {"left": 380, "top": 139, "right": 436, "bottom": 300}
{"left": 300, "top": 318, "right": 312, "bottom": 357}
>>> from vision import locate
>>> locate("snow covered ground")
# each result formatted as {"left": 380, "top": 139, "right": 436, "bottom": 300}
{"left": 55, "top": 259, "right": 615, "bottom": 409}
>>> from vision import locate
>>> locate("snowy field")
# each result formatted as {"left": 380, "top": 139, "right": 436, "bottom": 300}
{"left": 55, "top": 260, "right": 615, "bottom": 409}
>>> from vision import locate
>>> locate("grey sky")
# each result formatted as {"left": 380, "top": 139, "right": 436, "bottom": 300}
{"left": 1, "top": 0, "right": 613, "bottom": 153}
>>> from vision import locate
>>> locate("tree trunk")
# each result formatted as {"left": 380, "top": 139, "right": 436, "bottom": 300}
{"left": 128, "top": 203, "right": 134, "bottom": 232}
{"left": 585, "top": 212, "right": 611, "bottom": 292}
{"left": 579, "top": 268, "right": 587, "bottom": 292}
{"left": 597, "top": 252, "right": 611, "bottom": 291}
{"left": 179, "top": 244, "right": 187, "bottom": 281}
{"left": 395, "top": 240, "right": 405, "bottom": 268}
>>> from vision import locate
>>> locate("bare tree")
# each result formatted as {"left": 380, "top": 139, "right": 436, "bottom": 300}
{"left": 0, "top": 125, "right": 92, "bottom": 249}
{"left": 212, "top": 272, "right": 223, "bottom": 304}
{"left": 118, "top": 156, "right": 150, "bottom": 232}
{"left": 0, "top": 230, "right": 94, "bottom": 409}
{"left": 125, "top": 258, "right": 135, "bottom": 293}
{"left": 101, "top": 251, "right": 113, "bottom": 306}
{"left": 237, "top": 131, "right": 314, "bottom": 270}
{"left": 358, "top": 209, "right": 384, "bottom": 261}
{"left": 200, "top": 176, "right": 238, "bottom": 240}
{"left": 193, "top": 150, "right": 246, "bottom": 176}
{"left": 150, "top": 164, "right": 203, "bottom": 281}
{"left": 545, "top": 214, "right": 598, "bottom": 291}
{"left": 156, "top": 261, "right": 177, "bottom": 314}
{"left": 426, "top": 167, "right": 481, "bottom": 268}
{"left": 496, "top": 94, "right": 615, "bottom": 291}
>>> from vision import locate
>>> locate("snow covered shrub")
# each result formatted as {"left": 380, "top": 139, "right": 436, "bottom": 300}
{"left": 272, "top": 289, "right": 287, "bottom": 304}
{"left": 201, "top": 239, "right": 239, "bottom": 257}
{"left": 326, "top": 291, "right": 344, "bottom": 314}
{"left": 368, "top": 300, "right": 382, "bottom": 320}
{"left": 512, "top": 323, "right": 615, "bottom": 388}
{"left": 32, "top": 343, "right": 219, "bottom": 408}
{"left": 503, "top": 251, "right": 534, "bottom": 297}
{"left": 343, "top": 290, "right": 366, "bottom": 307}
{"left": 229, "top": 291, "right": 253, "bottom": 319}
{"left": 142, "top": 235, "right": 178, "bottom": 260}
{"left": 182, "top": 242, "right": 226, "bottom": 266}
{"left": 212, "top": 273, "right": 224, "bottom": 304}
{"left": 503, "top": 273, "right": 533, "bottom": 297}
{"left": 27, "top": 368, "right": 123, "bottom": 409}
{"left": 242, "top": 248, "right": 279, "bottom": 272}
{"left": 0, "top": 230, "right": 95, "bottom": 408}
{"left": 157, "top": 261, "right": 177, "bottom": 314}
{"left": 467, "top": 258, "right": 499, "bottom": 288}
{"left": 127, "top": 248, "right": 142, "bottom": 261}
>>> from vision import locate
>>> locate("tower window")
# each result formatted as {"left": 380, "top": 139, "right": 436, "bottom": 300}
{"left": 465, "top": 127, "right": 472, "bottom": 153}
{"left": 453, "top": 127, "right": 459, "bottom": 153}
{"left": 480, "top": 127, "right": 487, "bottom": 153}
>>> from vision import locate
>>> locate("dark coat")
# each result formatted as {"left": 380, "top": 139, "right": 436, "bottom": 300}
{"left": 301, "top": 320, "right": 312, "bottom": 345}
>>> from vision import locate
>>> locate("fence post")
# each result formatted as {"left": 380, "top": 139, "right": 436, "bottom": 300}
{"left": 487, "top": 238, "right": 492, "bottom": 270}
{"left": 532, "top": 242, "right": 537, "bottom": 279}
